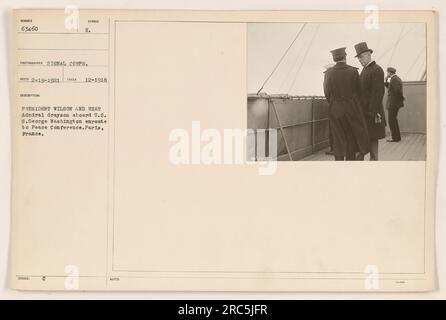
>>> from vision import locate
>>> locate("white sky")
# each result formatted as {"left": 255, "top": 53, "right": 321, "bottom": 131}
{"left": 247, "top": 23, "right": 426, "bottom": 96}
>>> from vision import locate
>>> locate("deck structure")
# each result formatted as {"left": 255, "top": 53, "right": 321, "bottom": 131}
{"left": 302, "top": 133, "right": 426, "bottom": 161}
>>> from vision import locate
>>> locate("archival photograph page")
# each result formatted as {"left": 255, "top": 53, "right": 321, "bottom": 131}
{"left": 9, "top": 9, "right": 437, "bottom": 291}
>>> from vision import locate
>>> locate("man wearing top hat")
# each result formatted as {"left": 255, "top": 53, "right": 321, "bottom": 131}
{"left": 323, "top": 47, "right": 369, "bottom": 161}
{"left": 385, "top": 67, "right": 405, "bottom": 142}
{"left": 354, "top": 42, "right": 387, "bottom": 161}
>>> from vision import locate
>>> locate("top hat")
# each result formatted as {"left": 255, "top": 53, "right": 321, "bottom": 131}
{"left": 387, "top": 67, "right": 397, "bottom": 73}
{"left": 330, "top": 47, "right": 347, "bottom": 60}
{"left": 354, "top": 42, "right": 373, "bottom": 57}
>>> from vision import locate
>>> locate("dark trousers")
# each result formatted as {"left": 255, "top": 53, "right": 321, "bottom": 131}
{"left": 335, "top": 154, "right": 356, "bottom": 161}
{"left": 387, "top": 107, "right": 401, "bottom": 141}
{"left": 330, "top": 114, "right": 361, "bottom": 161}
{"left": 369, "top": 139, "right": 379, "bottom": 161}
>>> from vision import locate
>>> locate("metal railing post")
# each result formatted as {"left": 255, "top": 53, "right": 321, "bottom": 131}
{"left": 311, "top": 99, "right": 315, "bottom": 154}
{"left": 270, "top": 99, "right": 293, "bottom": 161}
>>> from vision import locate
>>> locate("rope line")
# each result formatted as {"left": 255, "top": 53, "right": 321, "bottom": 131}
{"left": 277, "top": 33, "right": 307, "bottom": 93}
{"left": 403, "top": 46, "right": 425, "bottom": 79}
{"left": 387, "top": 25, "right": 405, "bottom": 66}
{"left": 376, "top": 25, "right": 415, "bottom": 62}
{"left": 287, "top": 24, "right": 320, "bottom": 94}
{"left": 256, "top": 23, "right": 307, "bottom": 95}
{"left": 419, "top": 66, "right": 427, "bottom": 81}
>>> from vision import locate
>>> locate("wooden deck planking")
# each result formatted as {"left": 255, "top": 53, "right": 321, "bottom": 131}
{"left": 402, "top": 134, "right": 426, "bottom": 161}
{"left": 301, "top": 133, "right": 426, "bottom": 161}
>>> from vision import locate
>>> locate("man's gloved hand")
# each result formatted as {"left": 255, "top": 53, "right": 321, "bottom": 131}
{"left": 374, "top": 112, "right": 382, "bottom": 124}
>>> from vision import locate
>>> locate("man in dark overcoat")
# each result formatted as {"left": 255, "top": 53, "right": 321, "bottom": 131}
{"left": 385, "top": 67, "right": 405, "bottom": 142}
{"left": 355, "top": 42, "right": 386, "bottom": 161}
{"left": 323, "top": 63, "right": 335, "bottom": 155}
{"left": 323, "top": 47, "right": 369, "bottom": 161}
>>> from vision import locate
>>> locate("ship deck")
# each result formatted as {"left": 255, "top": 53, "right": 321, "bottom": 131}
{"left": 302, "top": 133, "right": 426, "bottom": 161}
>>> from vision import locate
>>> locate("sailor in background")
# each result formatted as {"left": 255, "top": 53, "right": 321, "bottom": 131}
{"left": 355, "top": 42, "right": 386, "bottom": 161}
{"left": 323, "top": 47, "right": 369, "bottom": 161}
{"left": 385, "top": 67, "right": 405, "bottom": 142}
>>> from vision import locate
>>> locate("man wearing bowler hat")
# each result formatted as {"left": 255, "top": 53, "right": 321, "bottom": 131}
{"left": 354, "top": 42, "right": 386, "bottom": 161}
{"left": 323, "top": 47, "right": 369, "bottom": 161}
{"left": 385, "top": 67, "right": 404, "bottom": 142}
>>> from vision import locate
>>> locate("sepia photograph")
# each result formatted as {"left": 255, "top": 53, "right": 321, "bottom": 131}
{"left": 247, "top": 23, "right": 427, "bottom": 161}
{"left": 4, "top": 7, "right": 440, "bottom": 295}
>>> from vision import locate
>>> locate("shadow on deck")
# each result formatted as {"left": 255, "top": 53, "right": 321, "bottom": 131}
{"left": 302, "top": 133, "right": 426, "bottom": 161}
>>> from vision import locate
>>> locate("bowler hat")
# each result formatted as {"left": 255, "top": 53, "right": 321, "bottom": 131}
{"left": 354, "top": 42, "right": 373, "bottom": 57}
{"left": 387, "top": 67, "right": 397, "bottom": 73}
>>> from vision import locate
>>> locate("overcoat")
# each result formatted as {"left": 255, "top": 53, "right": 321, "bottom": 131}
{"left": 385, "top": 74, "right": 405, "bottom": 109}
{"left": 358, "top": 61, "right": 387, "bottom": 140}
{"left": 323, "top": 62, "right": 370, "bottom": 157}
